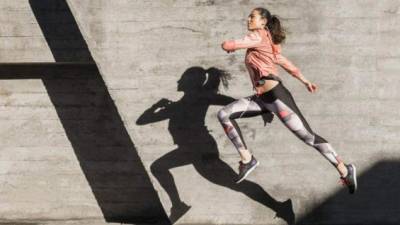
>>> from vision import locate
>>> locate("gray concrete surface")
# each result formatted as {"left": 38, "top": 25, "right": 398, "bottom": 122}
{"left": 0, "top": 0, "right": 400, "bottom": 224}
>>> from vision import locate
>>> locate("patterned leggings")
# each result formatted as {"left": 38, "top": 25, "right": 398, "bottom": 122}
{"left": 217, "top": 82, "right": 342, "bottom": 166}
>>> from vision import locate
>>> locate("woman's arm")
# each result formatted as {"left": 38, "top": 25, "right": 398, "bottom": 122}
{"left": 221, "top": 30, "right": 262, "bottom": 52}
{"left": 276, "top": 54, "right": 307, "bottom": 82}
{"left": 274, "top": 44, "right": 317, "bottom": 92}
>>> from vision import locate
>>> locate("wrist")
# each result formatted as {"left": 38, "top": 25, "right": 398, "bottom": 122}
{"left": 294, "top": 72, "right": 307, "bottom": 84}
{"left": 300, "top": 76, "right": 309, "bottom": 84}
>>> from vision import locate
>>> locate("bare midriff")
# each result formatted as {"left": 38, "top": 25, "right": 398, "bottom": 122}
{"left": 255, "top": 79, "right": 279, "bottom": 95}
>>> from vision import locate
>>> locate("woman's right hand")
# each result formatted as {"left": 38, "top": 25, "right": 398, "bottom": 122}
{"left": 304, "top": 81, "right": 318, "bottom": 93}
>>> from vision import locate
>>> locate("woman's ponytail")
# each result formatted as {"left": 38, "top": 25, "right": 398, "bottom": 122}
{"left": 267, "top": 15, "right": 286, "bottom": 44}
{"left": 255, "top": 8, "right": 286, "bottom": 44}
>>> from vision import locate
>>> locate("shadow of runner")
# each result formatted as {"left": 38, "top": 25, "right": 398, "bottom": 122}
{"left": 137, "top": 67, "right": 294, "bottom": 224}
{"left": 296, "top": 160, "right": 400, "bottom": 225}
{"left": 0, "top": 222, "right": 38, "bottom": 225}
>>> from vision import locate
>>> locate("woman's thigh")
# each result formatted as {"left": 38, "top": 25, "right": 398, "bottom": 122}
{"left": 220, "top": 95, "right": 266, "bottom": 119}
{"left": 259, "top": 85, "right": 315, "bottom": 143}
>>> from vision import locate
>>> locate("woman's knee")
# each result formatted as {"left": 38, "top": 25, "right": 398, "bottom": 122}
{"left": 293, "top": 129, "right": 314, "bottom": 146}
{"left": 217, "top": 108, "right": 229, "bottom": 122}
{"left": 314, "top": 133, "right": 328, "bottom": 144}
{"left": 281, "top": 112, "right": 303, "bottom": 131}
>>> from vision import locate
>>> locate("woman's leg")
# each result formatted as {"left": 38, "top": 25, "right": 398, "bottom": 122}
{"left": 217, "top": 95, "right": 271, "bottom": 183}
{"left": 217, "top": 95, "right": 266, "bottom": 160}
{"left": 258, "top": 83, "right": 356, "bottom": 193}
{"left": 267, "top": 85, "right": 357, "bottom": 193}
{"left": 259, "top": 84, "right": 346, "bottom": 175}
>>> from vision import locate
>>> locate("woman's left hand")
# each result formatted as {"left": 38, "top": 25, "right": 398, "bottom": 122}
{"left": 305, "top": 81, "right": 318, "bottom": 93}
{"left": 221, "top": 41, "right": 235, "bottom": 53}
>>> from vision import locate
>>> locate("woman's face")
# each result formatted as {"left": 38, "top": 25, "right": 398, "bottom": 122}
{"left": 247, "top": 10, "right": 267, "bottom": 31}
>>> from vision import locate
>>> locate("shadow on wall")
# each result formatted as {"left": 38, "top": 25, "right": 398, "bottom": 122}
{"left": 0, "top": 0, "right": 169, "bottom": 224}
{"left": 136, "top": 67, "right": 294, "bottom": 224}
{"left": 0, "top": 64, "right": 168, "bottom": 224}
{"left": 297, "top": 160, "right": 400, "bottom": 225}
{"left": 0, "top": 222, "right": 38, "bottom": 225}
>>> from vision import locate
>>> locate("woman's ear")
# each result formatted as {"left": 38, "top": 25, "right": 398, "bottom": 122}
{"left": 262, "top": 18, "right": 267, "bottom": 26}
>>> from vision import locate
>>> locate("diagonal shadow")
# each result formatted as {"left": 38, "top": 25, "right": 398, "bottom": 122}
{"left": 296, "top": 160, "right": 400, "bottom": 225}
{"left": 29, "top": 0, "right": 93, "bottom": 62}
{"left": 0, "top": 0, "right": 169, "bottom": 223}
{"left": 137, "top": 67, "right": 294, "bottom": 224}
{"left": 0, "top": 64, "right": 168, "bottom": 224}
{"left": 0, "top": 222, "right": 38, "bottom": 225}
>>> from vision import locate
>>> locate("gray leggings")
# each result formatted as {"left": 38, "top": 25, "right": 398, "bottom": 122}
{"left": 217, "top": 82, "right": 341, "bottom": 166}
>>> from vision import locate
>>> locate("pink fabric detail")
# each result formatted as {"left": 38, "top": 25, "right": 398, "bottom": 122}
{"left": 276, "top": 54, "right": 302, "bottom": 78}
{"left": 221, "top": 29, "right": 303, "bottom": 88}
{"left": 232, "top": 31, "right": 262, "bottom": 49}
{"left": 278, "top": 110, "right": 290, "bottom": 118}
{"left": 223, "top": 124, "right": 233, "bottom": 133}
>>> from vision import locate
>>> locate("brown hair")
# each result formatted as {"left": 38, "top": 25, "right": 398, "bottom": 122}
{"left": 254, "top": 7, "right": 286, "bottom": 44}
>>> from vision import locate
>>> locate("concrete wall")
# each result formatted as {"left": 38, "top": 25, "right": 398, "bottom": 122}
{"left": 0, "top": 0, "right": 168, "bottom": 224}
{"left": 1, "top": 0, "right": 400, "bottom": 224}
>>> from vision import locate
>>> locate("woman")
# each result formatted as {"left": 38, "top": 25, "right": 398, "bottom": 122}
{"left": 218, "top": 7, "right": 357, "bottom": 194}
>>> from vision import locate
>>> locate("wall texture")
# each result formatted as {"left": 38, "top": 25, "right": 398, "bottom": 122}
{"left": 0, "top": 0, "right": 400, "bottom": 224}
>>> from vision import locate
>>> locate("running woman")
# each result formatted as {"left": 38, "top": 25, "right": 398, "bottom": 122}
{"left": 218, "top": 7, "right": 357, "bottom": 194}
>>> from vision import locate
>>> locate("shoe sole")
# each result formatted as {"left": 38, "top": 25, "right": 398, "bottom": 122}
{"left": 350, "top": 164, "right": 357, "bottom": 194}
{"left": 236, "top": 161, "right": 260, "bottom": 184}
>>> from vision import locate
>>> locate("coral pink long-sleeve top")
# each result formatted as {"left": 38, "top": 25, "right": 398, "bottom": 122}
{"left": 222, "top": 28, "right": 302, "bottom": 88}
